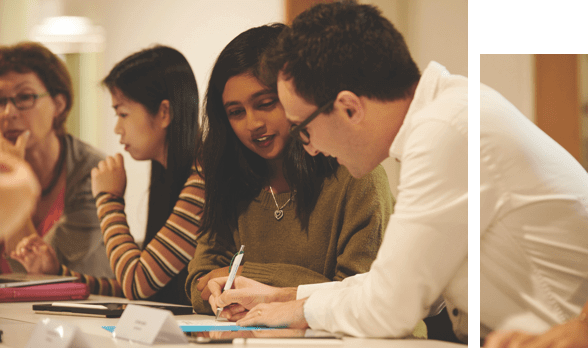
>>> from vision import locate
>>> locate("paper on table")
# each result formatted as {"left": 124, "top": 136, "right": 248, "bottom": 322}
{"left": 177, "top": 319, "right": 282, "bottom": 332}
{"left": 102, "top": 319, "right": 283, "bottom": 333}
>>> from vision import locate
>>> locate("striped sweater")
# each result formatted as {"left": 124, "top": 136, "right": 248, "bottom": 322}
{"left": 60, "top": 167, "right": 205, "bottom": 300}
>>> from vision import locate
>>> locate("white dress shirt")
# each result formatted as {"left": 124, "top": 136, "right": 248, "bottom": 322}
{"left": 297, "top": 61, "right": 468, "bottom": 340}
{"left": 480, "top": 84, "right": 588, "bottom": 337}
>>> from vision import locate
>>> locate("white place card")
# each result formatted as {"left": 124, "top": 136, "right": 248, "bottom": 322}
{"left": 25, "top": 318, "right": 92, "bottom": 348}
{"left": 113, "top": 304, "right": 188, "bottom": 345}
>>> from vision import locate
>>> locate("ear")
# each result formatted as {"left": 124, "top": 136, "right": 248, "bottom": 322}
{"left": 334, "top": 91, "right": 364, "bottom": 125}
{"left": 52, "top": 94, "right": 67, "bottom": 119}
{"left": 157, "top": 100, "right": 171, "bottom": 129}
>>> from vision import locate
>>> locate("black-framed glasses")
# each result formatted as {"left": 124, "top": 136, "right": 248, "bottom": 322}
{"left": 0, "top": 92, "right": 50, "bottom": 111}
{"left": 289, "top": 99, "right": 335, "bottom": 145}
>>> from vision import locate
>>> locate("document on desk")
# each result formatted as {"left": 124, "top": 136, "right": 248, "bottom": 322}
{"left": 102, "top": 319, "right": 282, "bottom": 333}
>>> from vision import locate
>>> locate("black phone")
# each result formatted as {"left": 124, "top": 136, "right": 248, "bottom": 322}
{"left": 32, "top": 302, "right": 194, "bottom": 318}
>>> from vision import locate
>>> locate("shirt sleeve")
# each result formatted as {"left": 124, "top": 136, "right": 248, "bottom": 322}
{"left": 97, "top": 166, "right": 205, "bottom": 300}
{"left": 302, "top": 118, "right": 468, "bottom": 337}
{"left": 59, "top": 264, "right": 123, "bottom": 297}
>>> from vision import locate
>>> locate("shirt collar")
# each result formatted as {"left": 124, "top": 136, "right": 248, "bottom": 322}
{"left": 389, "top": 61, "right": 450, "bottom": 161}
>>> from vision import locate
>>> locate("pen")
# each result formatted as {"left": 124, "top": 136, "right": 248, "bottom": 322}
{"left": 216, "top": 245, "right": 245, "bottom": 320}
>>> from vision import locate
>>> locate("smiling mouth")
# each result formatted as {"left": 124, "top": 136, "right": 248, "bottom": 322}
{"left": 253, "top": 135, "right": 274, "bottom": 143}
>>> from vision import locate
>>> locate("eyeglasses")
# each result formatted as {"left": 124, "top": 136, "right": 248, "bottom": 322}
{"left": 0, "top": 92, "right": 50, "bottom": 111}
{"left": 289, "top": 99, "right": 335, "bottom": 145}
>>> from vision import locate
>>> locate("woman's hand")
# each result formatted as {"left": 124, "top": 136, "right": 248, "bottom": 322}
{"left": 197, "top": 266, "right": 243, "bottom": 302}
{"left": 91, "top": 153, "right": 126, "bottom": 198}
{"left": 207, "top": 276, "right": 297, "bottom": 321}
{"left": 10, "top": 234, "right": 60, "bottom": 275}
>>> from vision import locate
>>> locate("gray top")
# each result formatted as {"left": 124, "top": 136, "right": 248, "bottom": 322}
{"left": 43, "top": 134, "right": 114, "bottom": 278}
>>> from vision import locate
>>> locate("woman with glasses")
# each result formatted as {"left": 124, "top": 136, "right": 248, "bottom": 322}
{"left": 0, "top": 42, "right": 113, "bottom": 278}
{"left": 186, "top": 24, "right": 394, "bottom": 316}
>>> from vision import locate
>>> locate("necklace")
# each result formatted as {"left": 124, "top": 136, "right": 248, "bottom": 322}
{"left": 268, "top": 186, "right": 293, "bottom": 221}
{"left": 42, "top": 137, "right": 66, "bottom": 197}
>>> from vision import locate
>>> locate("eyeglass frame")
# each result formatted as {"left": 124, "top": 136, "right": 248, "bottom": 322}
{"left": 289, "top": 98, "right": 335, "bottom": 145}
{"left": 0, "top": 91, "right": 51, "bottom": 111}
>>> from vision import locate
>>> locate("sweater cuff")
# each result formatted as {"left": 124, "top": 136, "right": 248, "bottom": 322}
{"left": 240, "top": 262, "right": 276, "bottom": 284}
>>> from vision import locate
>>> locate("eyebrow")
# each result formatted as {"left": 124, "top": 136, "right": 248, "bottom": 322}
{"left": 223, "top": 89, "right": 276, "bottom": 109}
{"left": 0, "top": 81, "right": 36, "bottom": 94}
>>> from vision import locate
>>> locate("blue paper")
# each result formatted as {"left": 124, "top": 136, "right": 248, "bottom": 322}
{"left": 102, "top": 325, "right": 281, "bottom": 333}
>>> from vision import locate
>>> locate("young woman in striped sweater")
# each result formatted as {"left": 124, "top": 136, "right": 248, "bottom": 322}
{"left": 11, "top": 46, "right": 203, "bottom": 305}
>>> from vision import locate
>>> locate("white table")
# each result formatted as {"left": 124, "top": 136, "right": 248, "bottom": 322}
{"left": 0, "top": 295, "right": 465, "bottom": 347}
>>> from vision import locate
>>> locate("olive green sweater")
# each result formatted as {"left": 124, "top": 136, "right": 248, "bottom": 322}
{"left": 186, "top": 165, "right": 393, "bottom": 314}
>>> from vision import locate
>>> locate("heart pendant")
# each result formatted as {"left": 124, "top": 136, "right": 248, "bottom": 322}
{"left": 274, "top": 210, "right": 284, "bottom": 221}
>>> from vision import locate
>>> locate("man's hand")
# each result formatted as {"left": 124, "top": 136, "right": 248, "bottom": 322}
{"left": 91, "top": 154, "right": 126, "bottom": 198}
{"left": 207, "top": 276, "right": 297, "bottom": 321}
{"left": 484, "top": 320, "right": 588, "bottom": 348}
{"left": 10, "top": 234, "right": 60, "bottom": 275}
{"left": 236, "top": 299, "right": 310, "bottom": 329}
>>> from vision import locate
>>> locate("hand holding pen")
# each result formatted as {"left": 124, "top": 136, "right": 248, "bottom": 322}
{"left": 215, "top": 245, "right": 245, "bottom": 320}
{"left": 208, "top": 276, "right": 298, "bottom": 322}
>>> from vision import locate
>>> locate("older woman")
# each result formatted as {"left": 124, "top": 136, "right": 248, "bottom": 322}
{"left": 0, "top": 42, "right": 113, "bottom": 278}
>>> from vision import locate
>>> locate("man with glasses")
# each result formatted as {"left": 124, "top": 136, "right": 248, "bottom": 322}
{"left": 207, "top": 1, "right": 467, "bottom": 342}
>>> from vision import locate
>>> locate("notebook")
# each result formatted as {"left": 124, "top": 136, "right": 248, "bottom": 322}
{"left": 0, "top": 273, "right": 77, "bottom": 288}
{"left": 0, "top": 282, "right": 89, "bottom": 302}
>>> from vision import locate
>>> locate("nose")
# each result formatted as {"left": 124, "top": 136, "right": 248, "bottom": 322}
{"left": 245, "top": 109, "right": 265, "bottom": 132}
{"left": 1, "top": 100, "right": 18, "bottom": 119}
{"left": 303, "top": 142, "right": 320, "bottom": 156}
{"left": 114, "top": 117, "right": 123, "bottom": 135}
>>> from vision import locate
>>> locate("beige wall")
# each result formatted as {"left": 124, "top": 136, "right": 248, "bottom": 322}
{"left": 367, "top": 0, "right": 468, "bottom": 197}
{"left": 480, "top": 54, "right": 535, "bottom": 122}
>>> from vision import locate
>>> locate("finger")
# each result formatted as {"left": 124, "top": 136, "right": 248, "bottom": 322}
{"left": 223, "top": 303, "right": 247, "bottom": 317}
{"left": 98, "top": 160, "right": 107, "bottom": 171}
{"left": 91, "top": 167, "right": 98, "bottom": 179}
{"left": 115, "top": 153, "right": 124, "bottom": 168}
{"left": 236, "top": 307, "right": 265, "bottom": 327}
{"left": 14, "top": 130, "right": 30, "bottom": 157}
{"left": 208, "top": 276, "right": 229, "bottom": 302}
{"left": 201, "top": 285, "right": 212, "bottom": 302}
{"left": 196, "top": 274, "right": 210, "bottom": 292}
{"left": 105, "top": 156, "right": 116, "bottom": 170}
{"left": 223, "top": 304, "right": 248, "bottom": 321}
{"left": 226, "top": 310, "right": 248, "bottom": 322}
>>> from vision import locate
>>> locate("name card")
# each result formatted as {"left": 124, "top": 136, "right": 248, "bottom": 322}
{"left": 113, "top": 304, "right": 188, "bottom": 345}
{"left": 25, "top": 318, "right": 92, "bottom": 348}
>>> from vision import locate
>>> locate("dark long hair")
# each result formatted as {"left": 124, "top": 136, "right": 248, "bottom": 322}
{"left": 103, "top": 46, "right": 199, "bottom": 245}
{"left": 197, "top": 24, "right": 338, "bottom": 237}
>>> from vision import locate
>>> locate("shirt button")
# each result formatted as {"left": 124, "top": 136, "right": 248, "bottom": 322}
{"left": 452, "top": 308, "right": 459, "bottom": 316}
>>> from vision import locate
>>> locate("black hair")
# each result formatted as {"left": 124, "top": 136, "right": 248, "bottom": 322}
{"left": 197, "top": 24, "right": 338, "bottom": 237}
{"left": 103, "top": 45, "right": 199, "bottom": 250}
{"left": 262, "top": 0, "right": 420, "bottom": 112}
